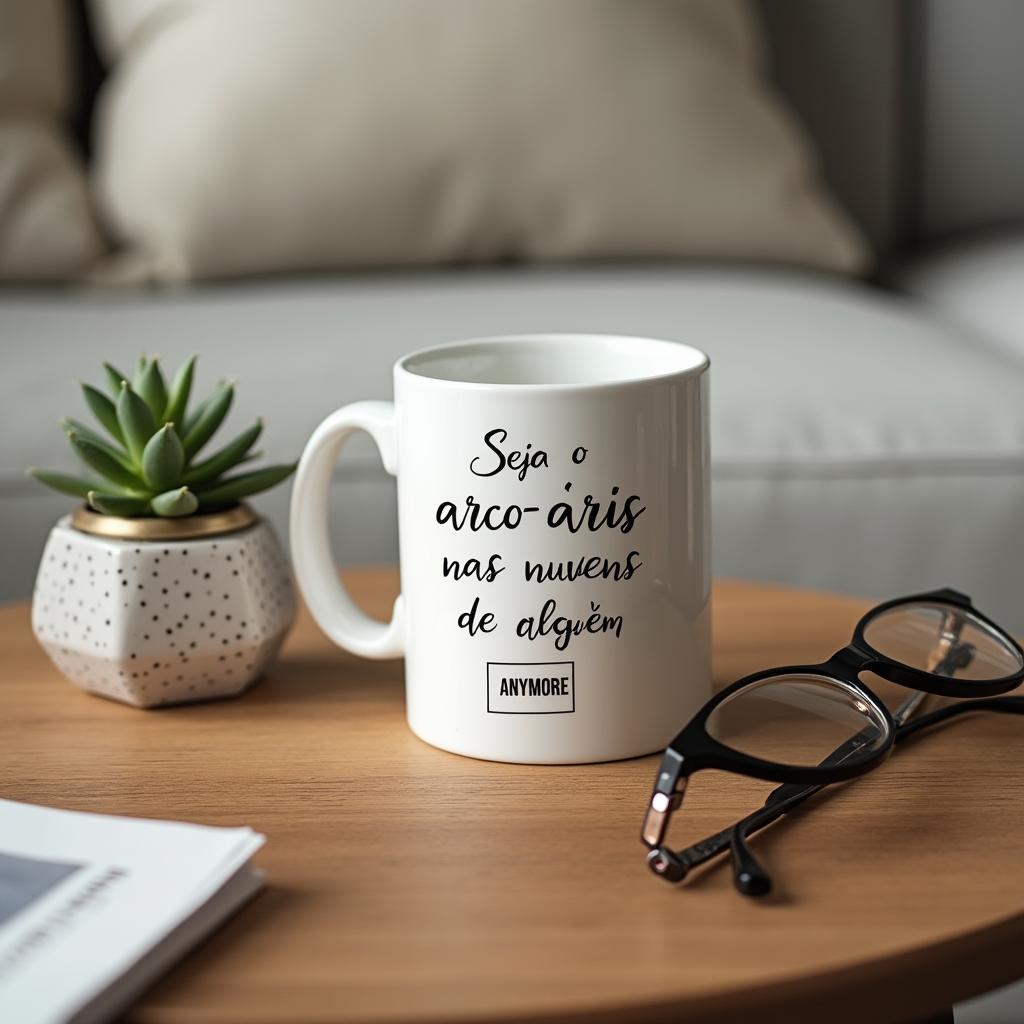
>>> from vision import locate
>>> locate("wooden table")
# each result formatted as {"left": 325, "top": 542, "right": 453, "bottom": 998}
{"left": 1, "top": 570, "right": 1022, "bottom": 1024}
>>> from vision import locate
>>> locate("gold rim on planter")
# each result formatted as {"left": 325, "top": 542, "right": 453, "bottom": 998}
{"left": 70, "top": 502, "right": 256, "bottom": 541}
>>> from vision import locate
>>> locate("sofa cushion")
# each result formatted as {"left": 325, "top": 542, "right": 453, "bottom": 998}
{"left": 86, "top": 0, "right": 866, "bottom": 282}
{"left": 0, "top": 1, "right": 105, "bottom": 280}
{"left": 895, "top": 232, "right": 1024, "bottom": 363}
{"left": 3, "top": 268, "right": 1023, "bottom": 627}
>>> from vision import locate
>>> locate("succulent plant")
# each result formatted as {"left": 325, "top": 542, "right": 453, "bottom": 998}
{"left": 29, "top": 356, "right": 296, "bottom": 517}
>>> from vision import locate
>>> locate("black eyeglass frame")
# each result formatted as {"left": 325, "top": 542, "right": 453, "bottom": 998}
{"left": 656, "top": 695, "right": 1024, "bottom": 894}
{"left": 641, "top": 588, "right": 1024, "bottom": 853}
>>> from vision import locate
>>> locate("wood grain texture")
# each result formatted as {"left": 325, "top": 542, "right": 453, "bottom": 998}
{"left": 1, "top": 570, "right": 1022, "bottom": 1024}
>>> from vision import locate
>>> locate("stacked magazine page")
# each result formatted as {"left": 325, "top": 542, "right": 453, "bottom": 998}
{"left": 0, "top": 799, "right": 264, "bottom": 1024}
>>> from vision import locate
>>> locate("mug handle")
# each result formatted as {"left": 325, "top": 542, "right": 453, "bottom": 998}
{"left": 290, "top": 401, "right": 405, "bottom": 658}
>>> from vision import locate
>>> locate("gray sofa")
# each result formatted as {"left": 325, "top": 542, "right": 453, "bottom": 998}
{"left": 4, "top": 1, "right": 1024, "bottom": 637}
{"left": 3, "top": 4, "right": 1024, "bottom": 1019}
{"left": 7, "top": 265, "right": 1024, "bottom": 629}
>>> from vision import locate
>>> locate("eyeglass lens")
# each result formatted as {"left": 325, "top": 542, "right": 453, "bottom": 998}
{"left": 862, "top": 602, "right": 1022, "bottom": 681}
{"left": 705, "top": 674, "right": 890, "bottom": 769}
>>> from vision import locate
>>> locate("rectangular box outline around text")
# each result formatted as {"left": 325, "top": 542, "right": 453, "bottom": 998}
{"left": 486, "top": 661, "right": 575, "bottom": 715}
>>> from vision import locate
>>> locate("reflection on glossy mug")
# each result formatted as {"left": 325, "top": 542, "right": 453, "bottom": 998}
{"left": 290, "top": 334, "right": 710, "bottom": 764}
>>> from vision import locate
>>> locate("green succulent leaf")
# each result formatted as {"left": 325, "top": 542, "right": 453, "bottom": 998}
{"left": 136, "top": 358, "right": 168, "bottom": 421}
{"left": 233, "top": 451, "right": 260, "bottom": 469}
{"left": 116, "top": 382, "right": 157, "bottom": 464}
{"left": 142, "top": 423, "right": 185, "bottom": 491}
{"left": 150, "top": 486, "right": 198, "bottom": 517}
{"left": 182, "top": 383, "right": 233, "bottom": 460}
{"left": 104, "top": 362, "right": 130, "bottom": 397}
{"left": 81, "top": 383, "right": 125, "bottom": 445}
{"left": 195, "top": 463, "right": 296, "bottom": 507}
{"left": 87, "top": 491, "right": 151, "bottom": 517}
{"left": 133, "top": 355, "right": 149, "bottom": 391}
{"left": 182, "top": 380, "right": 228, "bottom": 438}
{"left": 33, "top": 355, "right": 292, "bottom": 521}
{"left": 60, "top": 419, "right": 135, "bottom": 473}
{"left": 182, "top": 394, "right": 210, "bottom": 438}
{"left": 183, "top": 420, "right": 262, "bottom": 486}
{"left": 164, "top": 354, "right": 196, "bottom": 427}
{"left": 68, "top": 432, "right": 147, "bottom": 491}
{"left": 28, "top": 469, "right": 99, "bottom": 499}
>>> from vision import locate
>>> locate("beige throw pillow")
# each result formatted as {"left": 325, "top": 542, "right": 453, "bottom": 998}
{"left": 89, "top": 0, "right": 868, "bottom": 283}
{"left": 0, "top": 1, "right": 105, "bottom": 281}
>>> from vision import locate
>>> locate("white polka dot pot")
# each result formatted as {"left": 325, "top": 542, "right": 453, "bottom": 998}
{"left": 32, "top": 504, "right": 295, "bottom": 708}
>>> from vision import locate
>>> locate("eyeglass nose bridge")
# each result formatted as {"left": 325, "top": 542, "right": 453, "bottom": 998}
{"left": 819, "top": 644, "right": 875, "bottom": 677}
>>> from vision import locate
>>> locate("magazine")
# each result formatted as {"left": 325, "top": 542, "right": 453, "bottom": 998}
{"left": 0, "top": 799, "right": 264, "bottom": 1024}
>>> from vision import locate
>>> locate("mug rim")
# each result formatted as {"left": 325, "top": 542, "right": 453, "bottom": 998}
{"left": 395, "top": 333, "right": 710, "bottom": 393}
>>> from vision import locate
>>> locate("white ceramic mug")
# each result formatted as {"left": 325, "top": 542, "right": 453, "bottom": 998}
{"left": 290, "top": 334, "right": 710, "bottom": 763}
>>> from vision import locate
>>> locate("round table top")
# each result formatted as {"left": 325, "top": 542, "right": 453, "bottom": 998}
{"left": 1, "top": 570, "right": 1022, "bottom": 1024}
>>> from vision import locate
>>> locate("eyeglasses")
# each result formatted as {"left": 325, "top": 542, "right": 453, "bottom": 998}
{"left": 641, "top": 588, "right": 1024, "bottom": 895}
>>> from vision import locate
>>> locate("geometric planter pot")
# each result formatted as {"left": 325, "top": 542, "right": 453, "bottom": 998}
{"left": 32, "top": 504, "right": 295, "bottom": 708}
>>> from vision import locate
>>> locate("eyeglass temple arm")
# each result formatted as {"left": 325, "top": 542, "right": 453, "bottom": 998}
{"left": 728, "top": 693, "right": 1024, "bottom": 894}
{"left": 896, "top": 695, "right": 1024, "bottom": 740}
{"left": 654, "top": 687, "right": 931, "bottom": 884}
{"left": 658, "top": 636, "right": 974, "bottom": 889}
{"left": 727, "top": 633, "right": 972, "bottom": 893}
{"left": 645, "top": 707, "right": 904, "bottom": 884}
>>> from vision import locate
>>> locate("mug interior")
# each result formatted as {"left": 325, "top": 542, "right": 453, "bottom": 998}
{"left": 399, "top": 335, "right": 708, "bottom": 388}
